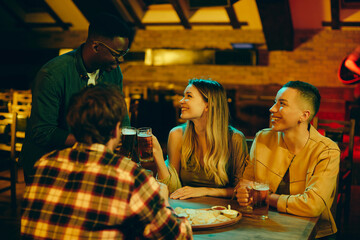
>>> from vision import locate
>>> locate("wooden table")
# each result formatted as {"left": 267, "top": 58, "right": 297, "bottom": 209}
{"left": 169, "top": 197, "right": 319, "bottom": 240}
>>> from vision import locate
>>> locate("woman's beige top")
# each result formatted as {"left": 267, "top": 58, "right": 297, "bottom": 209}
{"left": 159, "top": 127, "right": 248, "bottom": 193}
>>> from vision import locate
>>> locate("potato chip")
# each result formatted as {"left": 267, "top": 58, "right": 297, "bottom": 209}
{"left": 192, "top": 218, "right": 206, "bottom": 225}
{"left": 177, "top": 212, "right": 188, "bottom": 218}
{"left": 186, "top": 209, "right": 196, "bottom": 215}
{"left": 212, "top": 210, "right": 221, "bottom": 217}
{"left": 174, "top": 207, "right": 185, "bottom": 215}
{"left": 216, "top": 214, "right": 231, "bottom": 222}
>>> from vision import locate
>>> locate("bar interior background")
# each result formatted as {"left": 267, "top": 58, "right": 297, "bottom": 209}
{"left": 1, "top": 0, "right": 360, "bottom": 239}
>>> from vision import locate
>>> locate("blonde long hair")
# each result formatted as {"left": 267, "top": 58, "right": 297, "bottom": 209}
{"left": 181, "top": 79, "right": 230, "bottom": 186}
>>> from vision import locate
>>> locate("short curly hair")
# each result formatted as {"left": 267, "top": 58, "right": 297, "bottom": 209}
{"left": 87, "top": 12, "right": 133, "bottom": 46}
{"left": 67, "top": 84, "right": 126, "bottom": 145}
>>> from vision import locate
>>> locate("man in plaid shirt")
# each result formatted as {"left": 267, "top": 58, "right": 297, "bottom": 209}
{"left": 21, "top": 84, "right": 192, "bottom": 239}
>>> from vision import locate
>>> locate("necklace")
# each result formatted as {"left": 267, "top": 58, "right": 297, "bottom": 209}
{"left": 282, "top": 131, "right": 310, "bottom": 155}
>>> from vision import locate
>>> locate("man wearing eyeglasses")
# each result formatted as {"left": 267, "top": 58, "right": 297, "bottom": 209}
{"left": 20, "top": 12, "right": 132, "bottom": 184}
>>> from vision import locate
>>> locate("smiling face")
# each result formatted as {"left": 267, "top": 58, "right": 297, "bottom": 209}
{"left": 269, "top": 87, "right": 308, "bottom": 132}
{"left": 95, "top": 36, "right": 129, "bottom": 72}
{"left": 180, "top": 84, "right": 208, "bottom": 121}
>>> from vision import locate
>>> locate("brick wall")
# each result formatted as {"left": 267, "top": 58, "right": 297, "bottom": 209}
{"left": 123, "top": 29, "right": 360, "bottom": 128}
{"left": 124, "top": 29, "right": 360, "bottom": 90}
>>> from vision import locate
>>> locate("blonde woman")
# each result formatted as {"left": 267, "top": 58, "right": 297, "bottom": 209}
{"left": 154, "top": 79, "right": 248, "bottom": 199}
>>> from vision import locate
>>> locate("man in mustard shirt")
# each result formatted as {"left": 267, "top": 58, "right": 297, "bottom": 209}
{"left": 235, "top": 81, "right": 340, "bottom": 238}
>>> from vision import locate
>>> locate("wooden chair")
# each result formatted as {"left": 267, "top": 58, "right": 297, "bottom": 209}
{"left": 0, "top": 112, "right": 18, "bottom": 208}
{"left": 313, "top": 117, "right": 356, "bottom": 231}
{"left": 0, "top": 91, "right": 13, "bottom": 112}
{"left": 9, "top": 91, "right": 32, "bottom": 116}
{"left": 13, "top": 90, "right": 32, "bottom": 103}
{"left": 8, "top": 91, "right": 31, "bottom": 143}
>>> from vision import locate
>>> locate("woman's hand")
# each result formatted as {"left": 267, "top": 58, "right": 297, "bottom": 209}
{"left": 170, "top": 186, "right": 208, "bottom": 200}
{"left": 151, "top": 135, "right": 170, "bottom": 180}
{"left": 152, "top": 135, "right": 163, "bottom": 162}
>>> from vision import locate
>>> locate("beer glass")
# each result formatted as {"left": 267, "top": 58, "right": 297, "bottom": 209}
{"left": 137, "top": 127, "right": 153, "bottom": 162}
{"left": 120, "top": 127, "right": 137, "bottom": 159}
{"left": 236, "top": 179, "right": 254, "bottom": 217}
{"left": 250, "top": 182, "right": 269, "bottom": 220}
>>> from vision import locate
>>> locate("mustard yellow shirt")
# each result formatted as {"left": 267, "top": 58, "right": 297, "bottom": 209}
{"left": 243, "top": 125, "right": 340, "bottom": 238}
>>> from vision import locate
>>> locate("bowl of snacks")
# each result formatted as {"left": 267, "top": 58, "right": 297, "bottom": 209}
{"left": 211, "top": 206, "right": 227, "bottom": 211}
{"left": 220, "top": 209, "right": 239, "bottom": 219}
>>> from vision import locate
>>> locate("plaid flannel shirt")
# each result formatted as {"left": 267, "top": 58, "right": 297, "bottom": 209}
{"left": 21, "top": 143, "right": 192, "bottom": 239}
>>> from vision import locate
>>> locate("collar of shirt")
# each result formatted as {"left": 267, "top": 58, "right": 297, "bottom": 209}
{"left": 87, "top": 69, "right": 100, "bottom": 85}
{"left": 72, "top": 142, "right": 113, "bottom": 154}
{"left": 75, "top": 44, "right": 103, "bottom": 83}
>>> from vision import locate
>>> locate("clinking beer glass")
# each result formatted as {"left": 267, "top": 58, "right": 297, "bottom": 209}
{"left": 137, "top": 127, "right": 153, "bottom": 162}
{"left": 137, "top": 127, "right": 157, "bottom": 175}
{"left": 120, "top": 127, "right": 137, "bottom": 159}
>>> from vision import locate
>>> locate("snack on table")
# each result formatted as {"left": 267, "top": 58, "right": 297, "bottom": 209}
{"left": 174, "top": 206, "right": 239, "bottom": 225}
{"left": 221, "top": 209, "right": 239, "bottom": 219}
{"left": 211, "top": 206, "right": 227, "bottom": 211}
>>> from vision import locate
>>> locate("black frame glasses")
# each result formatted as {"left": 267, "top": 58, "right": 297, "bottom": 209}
{"left": 93, "top": 40, "right": 129, "bottom": 61}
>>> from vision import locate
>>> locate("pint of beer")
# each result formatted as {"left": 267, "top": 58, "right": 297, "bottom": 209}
{"left": 137, "top": 127, "right": 153, "bottom": 162}
{"left": 120, "top": 127, "right": 137, "bottom": 159}
{"left": 251, "top": 182, "right": 269, "bottom": 220}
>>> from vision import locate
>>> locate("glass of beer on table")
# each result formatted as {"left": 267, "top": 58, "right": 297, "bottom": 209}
{"left": 120, "top": 126, "right": 137, "bottom": 159}
{"left": 250, "top": 182, "right": 269, "bottom": 220}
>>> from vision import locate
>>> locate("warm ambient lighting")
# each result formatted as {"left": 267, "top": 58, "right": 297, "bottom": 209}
{"left": 59, "top": 49, "right": 73, "bottom": 56}
{"left": 144, "top": 48, "right": 256, "bottom": 66}
{"left": 145, "top": 49, "right": 214, "bottom": 65}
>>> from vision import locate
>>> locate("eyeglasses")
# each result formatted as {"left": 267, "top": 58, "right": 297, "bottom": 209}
{"left": 93, "top": 40, "right": 129, "bottom": 61}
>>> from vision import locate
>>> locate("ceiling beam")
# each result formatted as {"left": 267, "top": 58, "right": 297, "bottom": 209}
{"left": 0, "top": 0, "right": 28, "bottom": 29}
{"left": 0, "top": 0, "right": 72, "bottom": 30}
{"left": 72, "top": 0, "right": 145, "bottom": 28}
{"left": 225, "top": 4, "right": 241, "bottom": 29}
{"left": 120, "top": 0, "right": 145, "bottom": 29}
{"left": 169, "top": 0, "right": 191, "bottom": 29}
{"left": 322, "top": 0, "right": 360, "bottom": 28}
{"left": 72, "top": 0, "right": 118, "bottom": 21}
{"left": 111, "top": 0, "right": 134, "bottom": 23}
{"left": 26, "top": 22, "right": 72, "bottom": 29}
{"left": 330, "top": 0, "right": 341, "bottom": 29}
{"left": 143, "top": 22, "right": 247, "bottom": 26}
{"left": 0, "top": 30, "right": 87, "bottom": 49}
{"left": 135, "top": 0, "right": 147, "bottom": 11}
{"left": 256, "top": 0, "right": 294, "bottom": 51}
{"left": 341, "top": 0, "right": 360, "bottom": 9}
{"left": 43, "top": 1, "right": 72, "bottom": 30}
{"left": 323, "top": 21, "right": 360, "bottom": 27}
